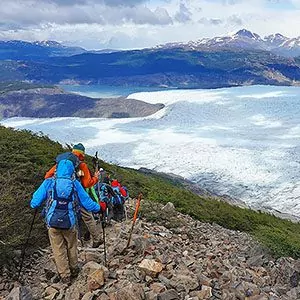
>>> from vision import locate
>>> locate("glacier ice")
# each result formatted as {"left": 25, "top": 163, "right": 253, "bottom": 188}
{"left": 2, "top": 85, "right": 300, "bottom": 219}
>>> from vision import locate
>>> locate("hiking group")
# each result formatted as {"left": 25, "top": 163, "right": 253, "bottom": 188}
{"left": 30, "top": 143, "right": 129, "bottom": 285}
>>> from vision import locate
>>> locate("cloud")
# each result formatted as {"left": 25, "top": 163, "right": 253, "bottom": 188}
{"left": 198, "top": 18, "right": 223, "bottom": 25}
{"left": 175, "top": 3, "right": 193, "bottom": 23}
{"left": 41, "top": 0, "right": 148, "bottom": 6}
{"left": 102, "top": 0, "right": 148, "bottom": 6}
{"left": 0, "top": 0, "right": 173, "bottom": 27}
{"left": 227, "top": 15, "right": 243, "bottom": 26}
{"left": 0, "top": 0, "right": 300, "bottom": 49}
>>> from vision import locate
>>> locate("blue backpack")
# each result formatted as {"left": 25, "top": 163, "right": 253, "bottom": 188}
{"left": 97, "top": 183, "right": 111, "bottom": 203}
{"left": 44, "top": 154, "right": 79, "bottom": 229}
{"left": 111, "top": 186, "right": 125, "bottom": 206}
{"left": 55, "top": 152, "right": 80, "bottom": 170}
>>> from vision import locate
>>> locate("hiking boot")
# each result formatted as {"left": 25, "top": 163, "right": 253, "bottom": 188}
{"left": 92, "top": 240, "right": 102, "bottom": 248}
{"left": 61, "top": 276, "right": 71, "bottom": 285}
{"left": 71, "top": 266, "right": 80, "bottom": 279}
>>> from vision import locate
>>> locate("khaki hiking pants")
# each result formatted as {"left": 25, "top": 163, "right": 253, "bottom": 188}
{"left": 48, "top": 227, "right": 78, "bottom": 279}
{"left": 80, "top": 208, "right": 101, "bottom": 243}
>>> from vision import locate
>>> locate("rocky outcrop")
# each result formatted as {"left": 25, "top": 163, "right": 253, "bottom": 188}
{"left": 1, "top": 200, "right": 300, "bottom": 299}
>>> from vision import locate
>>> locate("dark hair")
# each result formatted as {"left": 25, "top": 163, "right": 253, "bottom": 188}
{"left": 103, "top": 176, "right": 110, "bottom": 184}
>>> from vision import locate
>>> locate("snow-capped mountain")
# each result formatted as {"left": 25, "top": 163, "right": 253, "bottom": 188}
{"left": 2, "top": 39, "right": 63, "bottom": 48}
{"left": 0, "top": 40, "right": 86, "bottom": 60}
{"left": 33, "top": 40, "right": 63, "bottom": 48}
{"left": 156, "top": 29, "right": 300, "bottom": 57}
{"left": 264, "top": 33, "right": 289, "bottom": 48}
{"left": 276, "top": 38, "right": 300, "bottom": 57}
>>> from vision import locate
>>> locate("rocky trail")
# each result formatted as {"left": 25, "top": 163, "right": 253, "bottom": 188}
{"left": 1, "top": 199, "right": 300, "bottom": 300}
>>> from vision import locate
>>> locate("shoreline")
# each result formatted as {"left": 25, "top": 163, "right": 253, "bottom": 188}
{"left": 138, "top": 167, "right": 300, "bottom": 223}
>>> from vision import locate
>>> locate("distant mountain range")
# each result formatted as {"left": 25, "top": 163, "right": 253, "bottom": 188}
{"left": 0, "top": 40, "right": 117, "bottom": 61}
{"left": 0, "top": 40, "right": 87, "bottom": 60}
{"left": 1, "top": 30, "right": 300, "bottom": 89}
{"left": 156, "top": 29, "right": 300, "bottom": 57}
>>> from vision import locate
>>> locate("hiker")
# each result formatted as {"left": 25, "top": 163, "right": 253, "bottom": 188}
{"left": 95, "top": 175, "right": 115, "bottom": 223}
{"left": 111, "top": 179, "right": 128, "bottom": 199}
{"left": 98, "top": 168, "right": 107, "bottom": 183}
{"left": 110, "top": 178, "right": 129, "bottom": 221}
{"left": 30, "top": 158, "right": 101, "bottom": 284}
{"left": 45, "top": 143, "right": 104, "bottom": 248}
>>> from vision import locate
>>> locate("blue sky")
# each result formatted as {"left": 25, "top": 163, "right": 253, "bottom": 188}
{"left": 0, "top": 0, "right": 299, "bottom": 49}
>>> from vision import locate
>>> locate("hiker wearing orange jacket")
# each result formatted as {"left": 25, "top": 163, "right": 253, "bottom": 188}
{"left": 45, "top": 143, "right": 103, "bottom": 248}
{"left": 45, "top": 146, "right": 98, "bottom": 188}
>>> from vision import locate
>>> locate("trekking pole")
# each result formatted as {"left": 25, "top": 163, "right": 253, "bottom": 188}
{"left": 18, "top": 209, "right": 38, "bottom": 281}
{"left": 101, "top": 214, "right": 107, "bottom": 267}
{"left": 94, "top": 151, "right": 99, "bottom": 173}
{"left": 125, "top": 193, "right": 142, "bottom": 249}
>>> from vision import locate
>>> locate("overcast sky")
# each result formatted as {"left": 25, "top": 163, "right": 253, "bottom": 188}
{"left": 1, "top": 0, "right": 300, "bottom": 49}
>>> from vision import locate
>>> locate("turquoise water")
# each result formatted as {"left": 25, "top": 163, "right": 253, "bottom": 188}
{"left": 59, "top": 84, "right": 173, "bottom": 98}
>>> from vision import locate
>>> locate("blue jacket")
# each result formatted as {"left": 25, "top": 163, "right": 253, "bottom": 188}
{"left": 31, "top": 160, "right": 100, "bottom": 229}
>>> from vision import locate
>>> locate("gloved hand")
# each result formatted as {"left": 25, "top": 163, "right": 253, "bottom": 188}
{"left": 77, "top": 170, "right": 84, "bottom": 177}
{"left": 100, "top": 201, "right": 107, "bottom": 212}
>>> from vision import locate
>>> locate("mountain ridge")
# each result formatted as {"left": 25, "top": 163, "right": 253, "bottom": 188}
{"left": 1, "top": 48, "right": 300, "bottom": 88}
{"left": 155, "top": 29, "right": 300, "bottom": 57}
{"left": 1, "top": 30, "right": 300, "bottom": 90}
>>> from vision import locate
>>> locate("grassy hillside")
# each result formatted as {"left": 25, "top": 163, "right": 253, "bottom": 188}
{"left": 1, "top": 126, "right": 300, "bottom": 268}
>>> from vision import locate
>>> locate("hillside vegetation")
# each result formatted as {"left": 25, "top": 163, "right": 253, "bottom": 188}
{"left": 1, "top": 126, "right": 300, "bottom": 268}
{"left": 0, "top": 81, "right": 52, "bottom": 94}
{"left": 1, "top": 49, "right": 300, "bottom": 88}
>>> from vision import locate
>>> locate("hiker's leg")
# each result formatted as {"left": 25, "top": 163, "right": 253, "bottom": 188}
{"left": 80, "top": 207, "right": 101, "bottom": 244}
{"left": 63, "top": 227, "right": 78, "bottom": 271}
{"left": 107, "top": 202, "right": 114, "bottom": 222}
{"left": 48, "top": 228, "right": 70, "bottom": 279}
{"left": 113, "top": 204, "right": 124, "bottom": 221}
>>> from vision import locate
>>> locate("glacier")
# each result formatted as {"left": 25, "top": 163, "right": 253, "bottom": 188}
{"left": 2, "top": 85, "right": 300, "bottom": 218}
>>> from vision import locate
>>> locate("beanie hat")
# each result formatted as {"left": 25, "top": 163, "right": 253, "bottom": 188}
{"left": 72, "top": 143, "right": 85, "bottom": 153}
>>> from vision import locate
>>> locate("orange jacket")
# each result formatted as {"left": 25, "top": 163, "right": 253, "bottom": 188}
{"left": 45, "top": 151, "right": 98, "bottom": 188}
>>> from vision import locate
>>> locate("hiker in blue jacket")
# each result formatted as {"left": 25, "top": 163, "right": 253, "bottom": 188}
{"left": 30, "top": 159, "right": 101, "bottom": 284}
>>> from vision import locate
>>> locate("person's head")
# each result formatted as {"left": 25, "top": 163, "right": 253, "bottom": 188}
{"left": 103, "top": 176, "right": 110, "bottom": 184}
{"left": 72, "top": 143, "right": 85, "bottom": 161}
{"left": 111, "top": 179, "right": 119, "bottom": 187}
